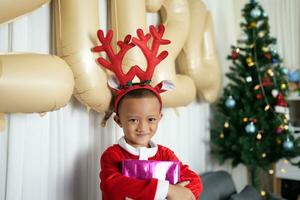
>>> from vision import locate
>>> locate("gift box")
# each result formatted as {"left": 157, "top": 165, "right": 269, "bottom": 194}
{"left": 122, "top": 159, "right": 180, "bottom": 184}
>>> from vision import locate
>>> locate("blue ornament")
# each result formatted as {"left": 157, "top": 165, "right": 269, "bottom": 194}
{"left": 250, "top": 8, "right": 261, "bottom": 18}
{"left": 271, "top": 58, "right": 278, "bottom": 63}
{"left": 283, "top": 138, "right": 294, "bottom": 150}
{"left": 225, "top": 96, "right": 236, "bottom": 108}
{"left": 288, "top": 70, "right": 300, "bottom": 82}
{"left": 281, "top": 67, "right": 289, "bottom": 75}
{"left": 245, "top": 122, "right": 256, "bottom": 134}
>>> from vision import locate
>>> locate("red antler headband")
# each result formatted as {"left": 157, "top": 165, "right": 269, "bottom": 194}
{"left": 92, "top": 24, "right": 174, "bottom": 112}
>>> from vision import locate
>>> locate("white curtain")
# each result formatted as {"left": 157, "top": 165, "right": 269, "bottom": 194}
{"left": 1, "top": 0, "right": 299, "bottom": 199}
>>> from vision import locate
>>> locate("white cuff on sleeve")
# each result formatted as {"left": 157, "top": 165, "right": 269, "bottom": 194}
{"left": 154, "top": 180, "right": 169, "bottom": 200}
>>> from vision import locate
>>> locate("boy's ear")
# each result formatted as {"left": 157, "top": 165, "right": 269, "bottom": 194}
{"left": 159, "top": 113, "right": 163, "bottom": 121}
{"left": 113, "top": 115, "right": 122, "bottom": 127}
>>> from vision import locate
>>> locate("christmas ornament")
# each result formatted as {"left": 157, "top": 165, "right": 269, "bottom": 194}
{"left": 245, "top": 122, "right": 256, "bottom": 134}
{"left": 281, "top": 67, "right": 289, "bottom": 75}
{"left": 231, "top": 51, "right": 239, "bottom": 60}
{"left": 276, "top": 126, "right": 283, "bottom": 134}
{"left": 249, "top": 22, "right": 257, "bottom": 28}
{"left": 275, "top": 93, "right": 289, "bottom": 114}
{"left": 250, "top": 0, "right": 257, "bottom": 4}
{"left": 264, "top": 53, "right": 272, "bottom": 59}
{"left": 262, "top": 75, "right": 272, "bottom": 86}
{"left": 256, "top": 93, "right": 263, "bottom": 100}
{"left": 246, "top": 76, "right": 252, "bottom": 82}
{"left": 271, "top": 89, "right": 279, "bottom": 97}
{"left": 246, "top": 57, "right": 255, "bottom": 67}
{"left": 261, "top": 153, "right": 267, "bottom": 158}
{"left": 283, "top": 138, "right": 294, "bottom": 150}
{"left": 225, "top": 96, "right": 236, "bottom": 108}
{"left": 250, "top": 7, "right": 262, "bottom": 18}
{"left": 243, "top": 117, "right": 249, "bottom": 122}
{"left": 276, "top": 93, "right": 288, "bottom": 106}
{"left": 272, "top": 58, "right": 278, "bottom": 63}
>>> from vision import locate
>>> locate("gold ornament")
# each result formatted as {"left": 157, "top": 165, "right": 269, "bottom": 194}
{"left": 262, "top": 153, "right": 267, "bottom": 158}
{"left": 249, "top": 22, "right": 257, "bottom": 28}
{"left": 268, "top": 169, "right": 274, "bottom": 175}
{"left": 246, "top": 57, "right": 255, "bottom": 67}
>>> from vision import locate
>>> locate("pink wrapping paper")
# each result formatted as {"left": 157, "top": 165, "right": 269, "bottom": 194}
{"left": 122, "top": 159, "right": 180, "bottom": 184}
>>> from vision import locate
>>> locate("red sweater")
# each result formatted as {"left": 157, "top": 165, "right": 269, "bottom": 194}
{"left": 100, "top": 144, "right": 202, "bottom": 200}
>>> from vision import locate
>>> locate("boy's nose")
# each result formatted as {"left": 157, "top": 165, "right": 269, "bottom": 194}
{"left": 137, "top": 121, "right": 148, "bottom": 132}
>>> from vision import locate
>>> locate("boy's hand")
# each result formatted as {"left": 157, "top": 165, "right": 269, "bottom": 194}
{"left": 167, "top": 181, "right": 195, "bottom": 200}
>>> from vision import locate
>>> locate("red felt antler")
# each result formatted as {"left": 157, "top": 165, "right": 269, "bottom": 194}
{"left": 92, "top": 25, "right": 170, "bottom": 86}
{"left": 130, "top": 24, "right": 170, "bottom": 81}
{"left": 92, "top": 29, "right": 135, "bottom": 86}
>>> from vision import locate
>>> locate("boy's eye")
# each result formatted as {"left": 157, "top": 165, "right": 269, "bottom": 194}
{"left": 129, "top": 119, "right": 138, "bottom": 123}
{"left": 148, "top": 118, "right": 157, "bottom": 122}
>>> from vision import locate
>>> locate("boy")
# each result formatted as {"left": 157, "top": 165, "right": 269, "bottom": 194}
{"left": 93, "top": 25, "right": 202, "bottom": 200}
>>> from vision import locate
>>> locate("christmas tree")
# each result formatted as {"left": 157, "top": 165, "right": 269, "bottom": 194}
{"left": 211, "top": 0, "right": 300, "bottom": 191}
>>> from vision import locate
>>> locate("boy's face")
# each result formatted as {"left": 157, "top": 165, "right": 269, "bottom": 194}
{"left": 114, "top": 96, "right": 162, "bottom": 148}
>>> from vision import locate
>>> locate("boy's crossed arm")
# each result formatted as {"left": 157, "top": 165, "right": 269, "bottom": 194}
{"left": 100, "top": 149, "right": 197, "bottom": 200}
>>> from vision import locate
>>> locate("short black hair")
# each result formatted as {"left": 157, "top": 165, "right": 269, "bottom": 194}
{"left": 116, "top": 89, "right": 159, "bottom": 114}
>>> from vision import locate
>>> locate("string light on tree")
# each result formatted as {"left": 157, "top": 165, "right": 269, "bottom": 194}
{"left": 271, "top": 89, "right": 279, "bottom": 97}
{"left": 246, "top": 76, "right": 253, "bottom": 82}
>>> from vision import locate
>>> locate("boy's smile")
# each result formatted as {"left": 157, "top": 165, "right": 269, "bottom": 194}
{"left": 114, "top": 96, "right": 162, "bottom": 148}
